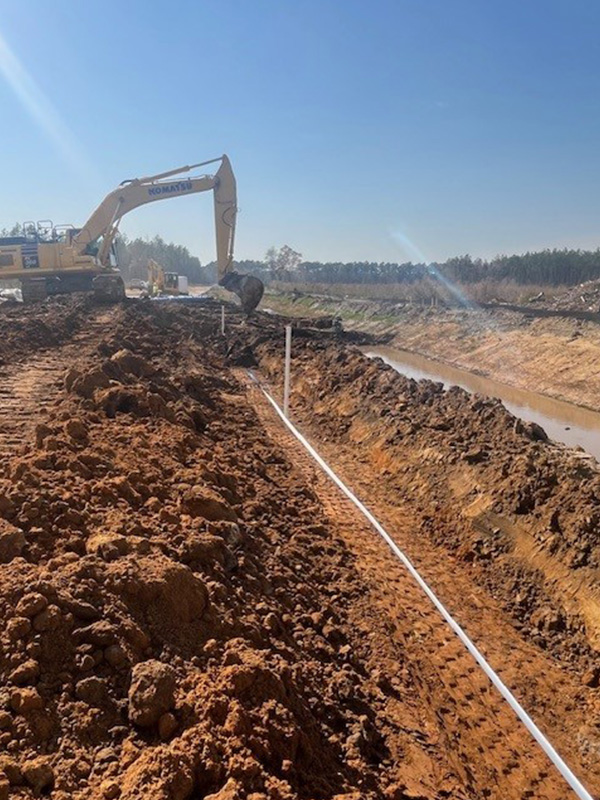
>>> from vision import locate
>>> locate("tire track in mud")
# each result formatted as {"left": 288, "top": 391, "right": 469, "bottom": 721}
{"left": 240, "top": 370, "right": 594, "bottom": 800}
{"left": 0, "top": 308, "right": 118, "bottom": 458}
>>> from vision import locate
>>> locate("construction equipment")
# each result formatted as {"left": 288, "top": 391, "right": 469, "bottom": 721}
{"left": 0, "top": 155, "right": 253, "bottom": 304}
{"left": 220, "top": 271, "right": 264, "bottom": 315}
{"left": 146, "top": 259, "right": 188, "bottom": 297}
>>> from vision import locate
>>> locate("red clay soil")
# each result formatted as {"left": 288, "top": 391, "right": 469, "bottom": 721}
{"left": 0, "top": 300, "right": 444, "bottom": 800}
{"left": 256, "top": 335, "right": 600, "bottom": 657}
{"left": 0, "top": 298, "right": 597, "bottom": 799}
{"left": 255, "top": 327, "right": 600, "bottom": 795}
{"left": 0, "top": 296, "right": 97, "bottom": 368}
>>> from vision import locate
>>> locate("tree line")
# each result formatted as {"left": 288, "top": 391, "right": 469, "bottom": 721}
{"left": 201, "top": 246, "right": 600, "bottom": 287}
{"left": 116, "top": 234, "right": 214, "bottom": 284}
{"left": 231, "top": 248, "right": 600, "bottom": 287}
{"left": 3, "top": 223, "right": 600, "bottom": 287}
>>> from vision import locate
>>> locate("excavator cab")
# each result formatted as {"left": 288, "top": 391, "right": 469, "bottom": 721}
{"left": 163, "top": 272, "right": 179, "bottom": 292}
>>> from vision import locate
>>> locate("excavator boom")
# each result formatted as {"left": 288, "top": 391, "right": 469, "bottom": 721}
{"left": 72, "top": 155, "right": 237, "bottom": 280}
{"left": 0, "top": 153, "right": 262, "bottom": 308}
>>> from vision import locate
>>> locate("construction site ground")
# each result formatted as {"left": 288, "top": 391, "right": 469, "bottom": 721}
{"left": 262, "top": 290, "right": 600, "bottom": 413}
{"left": 1, "top": 296, "right": 600, "bottom": 799}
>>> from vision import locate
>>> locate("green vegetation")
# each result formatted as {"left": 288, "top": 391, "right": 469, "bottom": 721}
{"left": 116, "top": 234, "right": 212, "bottom": 285}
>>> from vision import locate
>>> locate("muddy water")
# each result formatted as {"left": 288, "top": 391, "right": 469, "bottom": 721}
{"left": 364, "top": 345, "right": 600, "bottom": 461}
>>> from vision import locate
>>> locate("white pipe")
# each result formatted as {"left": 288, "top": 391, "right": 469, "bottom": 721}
{"left": 251, "top": 373, "right": 594, "bottom": 800}
{"left": 283, "top": 325, "right": 292, "bottom": 417}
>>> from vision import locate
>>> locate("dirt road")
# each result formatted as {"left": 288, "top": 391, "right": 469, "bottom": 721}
{"left": 0, "top": 297, "right": 598, "bottom": 799}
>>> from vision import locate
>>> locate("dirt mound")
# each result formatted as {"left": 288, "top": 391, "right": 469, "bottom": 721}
{"left": 0, "top": 301, "right": 431, "bottom": 799}
{"left": 0, "top": 295, "right": 101, "bottom": 368}
{"left": 256, "top": 335, "right": 600, "bottom": 668}
{"left": 5, "top": 298, "right": 600, "bottom": 797}
{"left": 547, "top": 279, "right": 600, "bottom": 312}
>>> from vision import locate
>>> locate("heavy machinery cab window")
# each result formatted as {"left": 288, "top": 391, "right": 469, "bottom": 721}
{"left": 84, "top": 237, "right": 101, "bottom": 256}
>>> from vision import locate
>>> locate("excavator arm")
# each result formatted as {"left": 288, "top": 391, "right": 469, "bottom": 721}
{"left": 71, "top": 155, "right": 237, "bottom": 281}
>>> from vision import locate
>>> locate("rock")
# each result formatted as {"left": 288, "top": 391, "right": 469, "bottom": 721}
{"left": 158, "top": 711, "right": 178, "bottom": 740}
{"left": 7, "top": 616, "right": 31, "bottom": 640}
{"left": 96, "top": 747, "right": 118, "bottom": 763}
{"left": 101, "top": 779, "right": 121, "bottom": 799}
{"left": 32, "top": 604, "right": 62, "bottom": 632}
{"left": 34, "top": 423, "right": 53, "bottom": 447}
{"left": 75, "top": 677, "right": 109, "bottom": 707}
{"left": 64, "top": 368, "right": 82, "bottom": 392}
{"left": 16, "top": 592, "right": 48, "bottom": 618}
{"left": 582, "top": 667, "right": 600, "bottom": 688}
{"left": 515, "top": 418, "right": 549, "bottom": 442}
{"left": 65, "top": 418, "right": 89, "bottom": 443}
{"left": 132, "top": 557, "right": 208, "bottom": 625}
{"left": 22, "top": 757, "right": 54, "bottom": 794}
{"left": 74, "top": 620, "right": 119, "bottom": 647}
{"left": 0, "top": 520, "right": 25, "bottom": 564}
{"left": 105, "top": 644, "right": 128, "bottom": 668}
{"left": 530, "top": 605, "right": 564, "bottom": 632}
{"left": 462, "top": 447, "right": 488, "bottom": 464}
{"left": 0, "top": 757, "right": 22, "bottom": 785}
{"left": 264, "top": 613, "right": 280, "bottom": 633}
{"left": 180, "top": 487, "right": 237, "bottom": 522}
{"left": 0, "top": 712, "right": 12, "bottom": 730}
{"left": 128, "top": 660, "right": 176, "bottom": 727}
{"left": 110, "top": 349, "right": 153, "bottom": 378}
{"left": 0, "top": 492, "right": 13, "bottom": 516}
{"left": 205, "top": 778, "right": 242, "bottom": 800}
{"left": 71, "top": 369, "right": 111, "bottom": 399}
{"left": 527, "top": 421, "right": 548, "bottom": 441}
{"left": 65, "top": 598, "right": 100, "bottom": 621}
{"left": 86, "top": 532, "right": 130, "bottom": 561}
{"left": 78, "top": 654, "right": 95, "bottom": 672}
{"left": 0, "top": 777, "right": 8, "bottom": 800}
{"left": 10, "top": 687, "right": 43, "bottom": 714}
{"left": 9, "top": 659, "right": 39, "bottom": 686}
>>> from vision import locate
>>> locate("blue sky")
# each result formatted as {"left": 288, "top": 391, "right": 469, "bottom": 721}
{"left": 0, "top": 0, "right": 599, "bottom": 264}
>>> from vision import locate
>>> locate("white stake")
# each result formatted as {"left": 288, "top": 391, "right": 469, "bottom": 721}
{"left": 221, "top": 304, "right": 225, "bottom": 335}
{"left": 283, "top": 324, "right": 292, "bottom": 417}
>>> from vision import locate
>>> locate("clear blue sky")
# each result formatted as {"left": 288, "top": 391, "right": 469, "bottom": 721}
{"left": 0, "top": 0, "right": 599, "bottom": 265}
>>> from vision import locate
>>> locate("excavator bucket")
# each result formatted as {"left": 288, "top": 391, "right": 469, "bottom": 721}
{"left": 93, "top": 273, "right": 126, "bottom": 303}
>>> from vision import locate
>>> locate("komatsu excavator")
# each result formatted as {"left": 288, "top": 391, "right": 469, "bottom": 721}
{"left": 0, "top": 155, "right": 262, "bottom": 310}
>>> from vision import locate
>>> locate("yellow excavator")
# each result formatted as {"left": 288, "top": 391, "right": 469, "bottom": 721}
{"left": 0, "top": 155, "right": 262, "bottom": 310}
{"left": 146, "top": 259, "right": 188, "bottom": 297}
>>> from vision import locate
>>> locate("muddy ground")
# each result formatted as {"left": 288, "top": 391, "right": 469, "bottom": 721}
{"left": 263, "top": 291, "right": 600, "bottom": 412}
{"left": 0, "top": 296, "right": 599, "bottom": 799}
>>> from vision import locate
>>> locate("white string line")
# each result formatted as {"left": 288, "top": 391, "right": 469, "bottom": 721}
{"left": 251, "top": 373, "right": 594, "bottom": 800}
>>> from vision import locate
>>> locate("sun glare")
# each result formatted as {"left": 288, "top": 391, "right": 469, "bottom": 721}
{"left": 0, "top": 30, "right": 97, "bottom": 183}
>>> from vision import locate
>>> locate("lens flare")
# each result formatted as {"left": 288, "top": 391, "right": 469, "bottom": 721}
{"left": 391, "top": 229, "right": 475, "bottom": 308}
{"left": 0, "top": 31, "right": 97, "bottom": 182}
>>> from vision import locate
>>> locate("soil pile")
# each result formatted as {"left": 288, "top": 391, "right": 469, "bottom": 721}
{"left": 546, "top": 280, "right": 600, "bottom": 312}
{"left": 263, "top": 290, "right": 600, "bottom": 412}
{"left": 0, "top": 301, "right": 436, "bottom": 800}
{"left": 256, "top": 335, "right": 600, "bottom": 666}
{"left": 0, "top": 296, "right": 102, "bottom": 368}
{"left": 4, "top": 297, "right": 600, "bottom": 798}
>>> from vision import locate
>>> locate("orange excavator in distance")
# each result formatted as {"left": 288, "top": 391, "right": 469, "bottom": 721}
{"left": 0, "top": 155, "right": 264, "bottom": 312}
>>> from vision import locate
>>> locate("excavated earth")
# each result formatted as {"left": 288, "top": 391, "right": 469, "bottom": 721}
{"left": 263, "top": 291, "right": 600, "bottom": 412}
{"left": 1, "top": 296, "right": 600, "bottom": 799}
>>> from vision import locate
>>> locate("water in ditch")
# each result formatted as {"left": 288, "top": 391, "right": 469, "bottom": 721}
{"left": 363, "top": 345, "right": 600, "bottom": 461}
